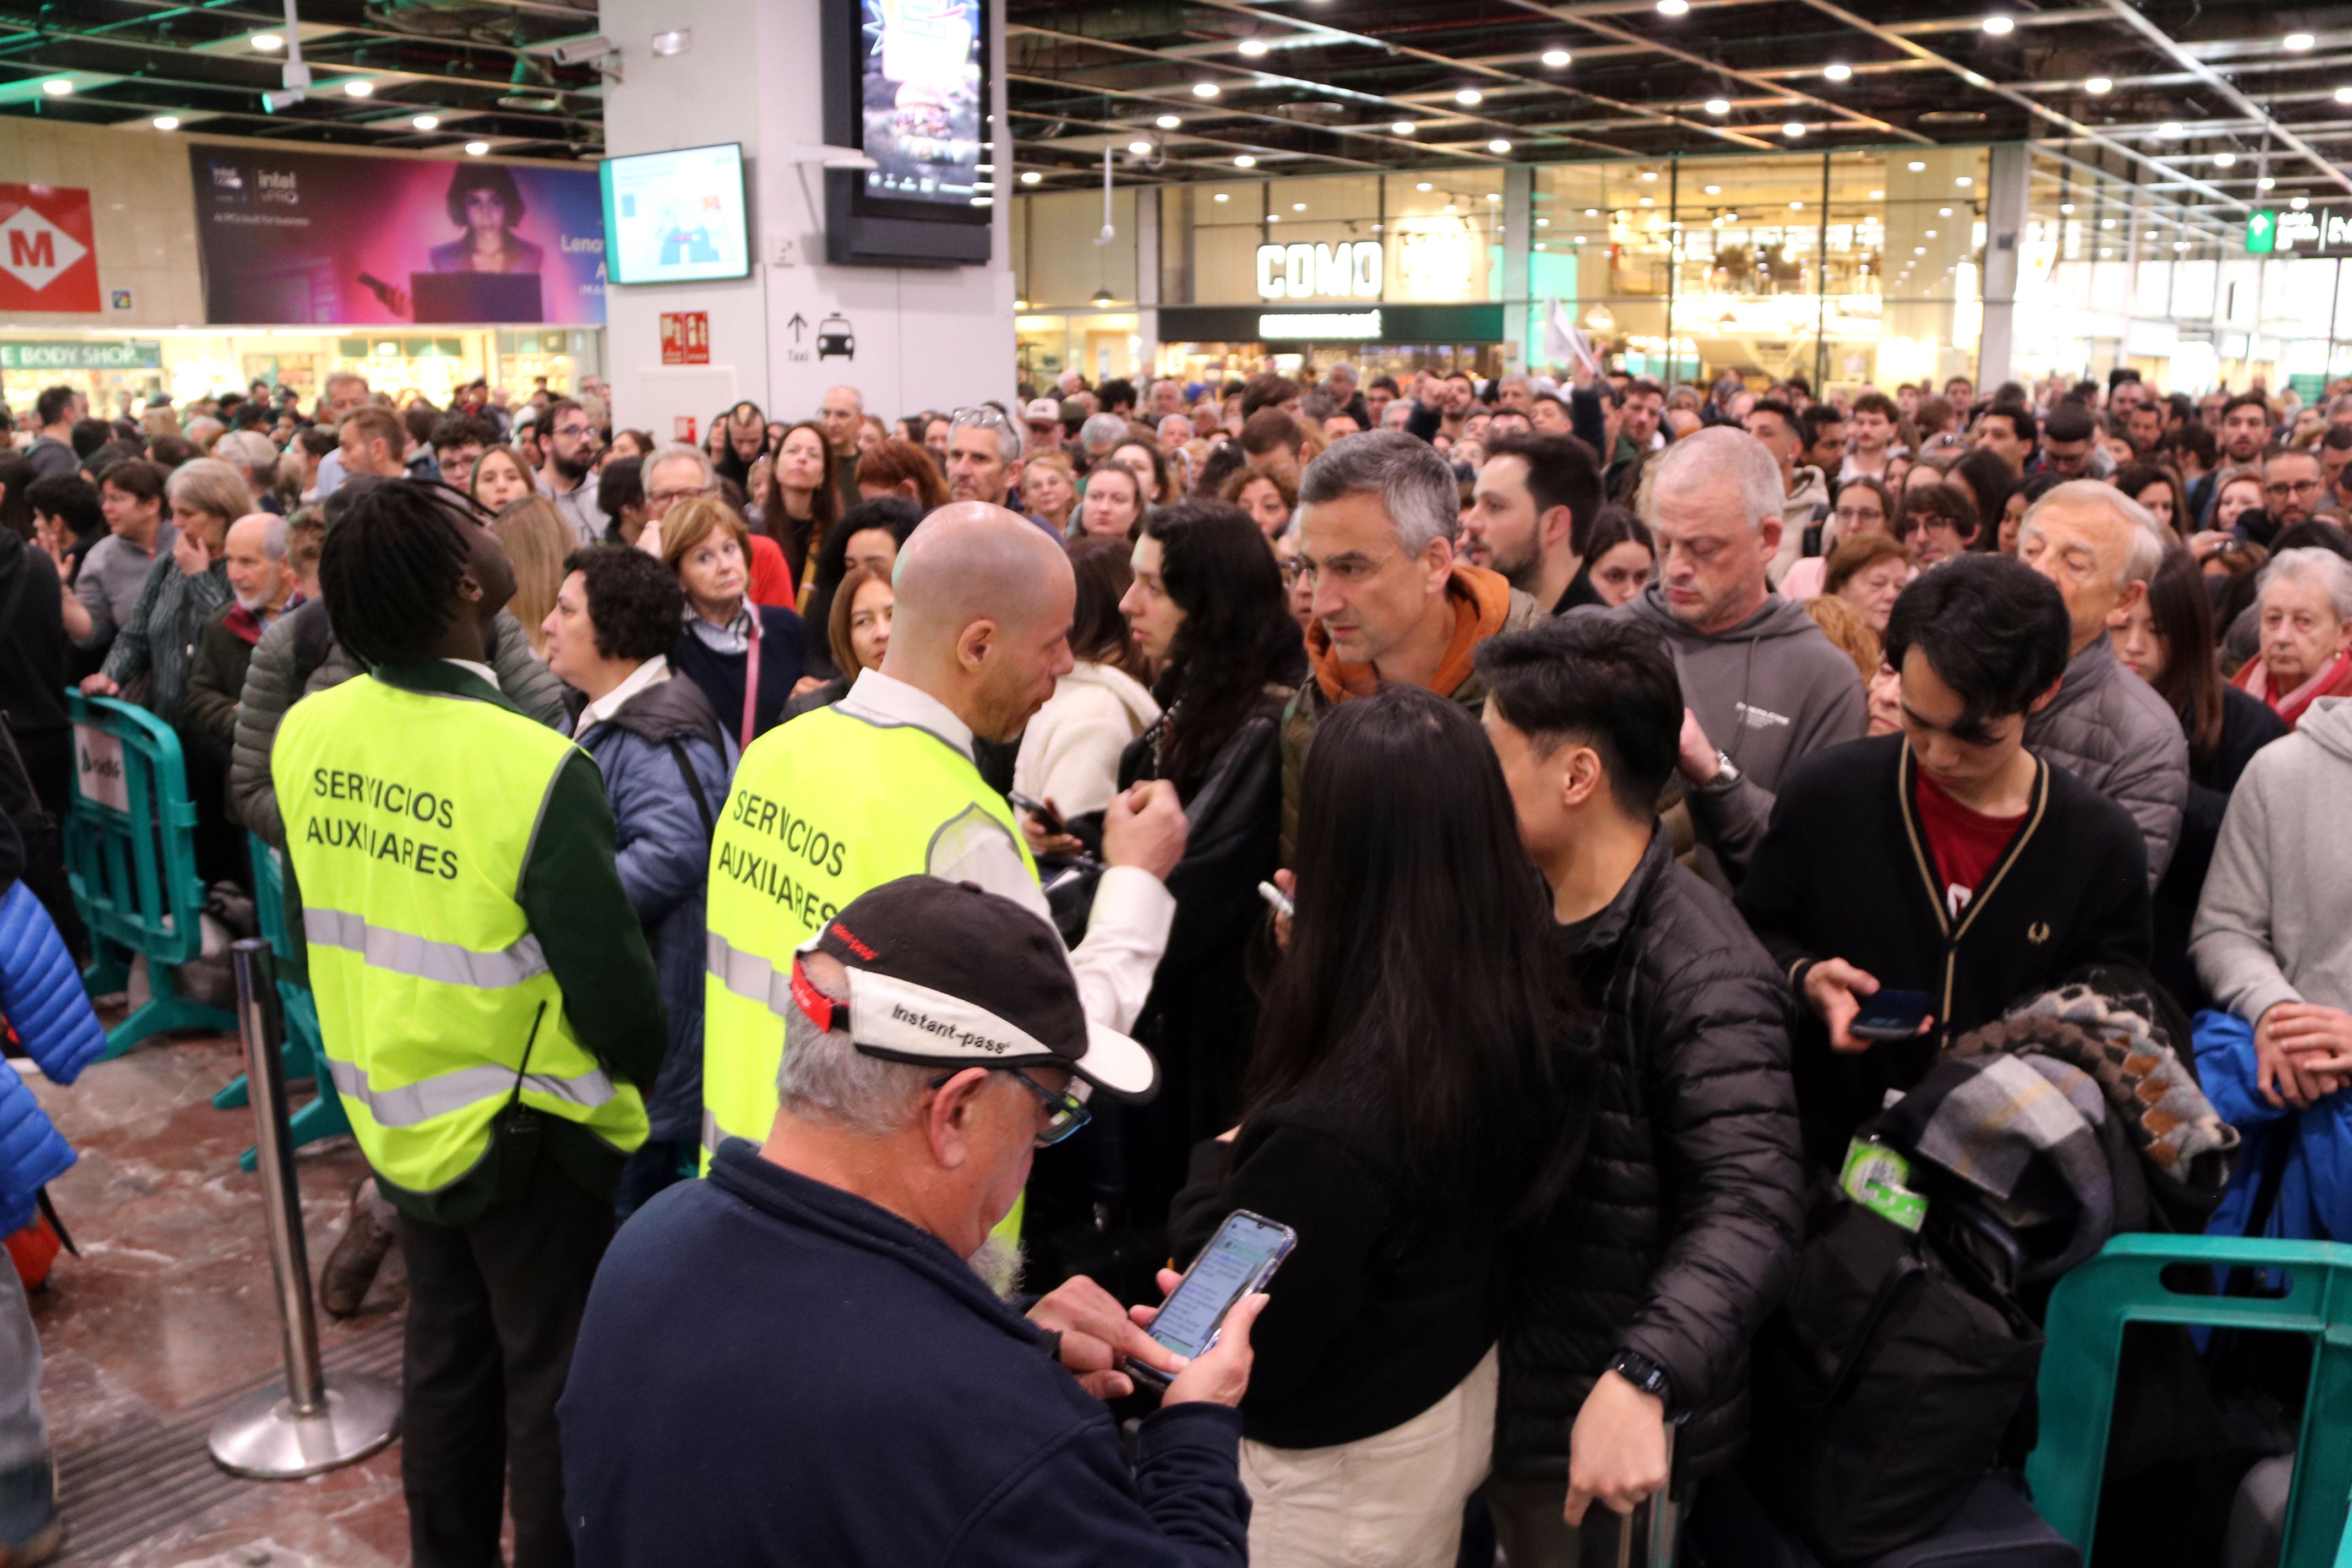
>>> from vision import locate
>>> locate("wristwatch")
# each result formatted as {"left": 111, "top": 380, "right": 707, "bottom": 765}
{"left": 1606, "top": 1348, "right": 1675, "bottom": 1413}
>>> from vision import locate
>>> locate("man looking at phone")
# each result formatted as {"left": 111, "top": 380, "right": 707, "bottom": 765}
{"left": 561, "top": 878, "right": 1264, "bottom": 1566}
{"left": 1736, "top": 555, "right": 2152, "bottom": 1164}
{"left": 1473, "top": 616, "right": 1803, "bottom": 1565}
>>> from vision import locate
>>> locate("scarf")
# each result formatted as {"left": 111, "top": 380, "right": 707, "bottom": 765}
{"left": 2235, "top": 645, "right": 2352, "bottom": 728}
{"left": 687, "top": 603, "right": 756, "bottom": 656}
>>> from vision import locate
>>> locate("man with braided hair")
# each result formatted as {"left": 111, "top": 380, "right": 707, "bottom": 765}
{"left": 275, "top": 479, "right": 665, "bottom": 1568}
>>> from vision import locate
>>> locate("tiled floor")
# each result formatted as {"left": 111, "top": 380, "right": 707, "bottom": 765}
{"left": 24, "top": 1023, "right": 415, "bottom": 1567}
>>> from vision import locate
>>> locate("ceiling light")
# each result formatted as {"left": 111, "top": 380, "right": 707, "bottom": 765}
{"left": 2258, "top": 176, "right": 2277, "bottom": 189}
{"left": 1156, "top": 113, "right": 1180, "bottom": 129}
{"left": 2286, "top": 32, "right": 2316, "bottom": 51}
{"left": 2159, "top": 120, "right": 2182, "bottom": 136}
{"left": 1869, "top": 188, "right": 1884, "bottom": 199}
{"left": 2100, "top": 247, "right": 2113, "bottom": 257}
{"left": 344, "top": 79, "right": 373, "bottom": 97}
{"left": 465, "top": 140, "right": 489, "bottom": 155}
{"left": 1266, "top": 214, "right": 1280, "bottom": 223}
{"left": 1128, "top": 140, "right": 1152, "bottom": 155}
{"left": 153, "top": 115, "right": 180, "bottom": 130}
{"left": 2214, "top": 151, "right": 2237, "bottom": 166}
{"left": 1536, "top": 216, "right": 1550, "bottom": 226}
{"left": 1702, "top": 183, "right": 1722, "bottom": 194}
{"left": 1585, "top": 206, "right": 1599, "bottom": 216}
{"left": 1639, "top": 196, "right": 1655, "bottom": 206}
{"left": 1418, "top": 182, "right": 1433, "bottom": 191}
{"left": 2085, "top": 77, "right": 2113, "bottom": 94}
{"left": 1954, "top": 175, "right": 1972, "bottom": 186}
{"left": 1703, "top": 98, "right": 1730, "bottom": 115}
{"left": 2100, "top": 217, "right": 2115, "bottom": 229}
{"left": 1392, "top": 121, "right": 1415, "bottom": 134}
{"left": 1907, "top": 160, "right": 1926, "bottom": 171}
{"left": 1782, "top": 121, "right": 1805, "bottom": 137}
{"left": 1020, "top": 170, "right": 1041, "bottom": 184}
{"left": 2174, "top": 241, "right": 2190, "bottom": 251}
{"left": 1789, "top": 200, "right": 1804, "bottom": 210}
{"left": 1542, "top": 48, "right": 1572, "bottom": 67}
{"left": 1824, "top": 63, "right": 1852, "bottom": 81}
{"left": 651, "top": 30, "right": 690, "bottom": 56}
{"left": 1193, "top": 81, "right": 1219, "bottom": 97}
{"left": 1982, "top": 14, "right": 2014, "bottom": 34}
{"left": 1486, "top": 192, "right": 1501, "bottom": 201}
{"left": 2059, "top": 202, "right": 2075, "bottom": 213}
{"left": 1092, "top": 287, "right": 1114, "bottom": 304}
{"left": 1914, "top": 246, "right": 1926, "bottom": 254}
{"left": 1213, "top": 192, "right": 1228, "bottom": 201}
{"left": 1293, "top": 201, "right": 1306, "bottom": 210}
{"left": 1443, "top": 203, "right": 1458, "bottom": 214}
{"left": 1456, "top": 88, "right": 1484, "bottom": 106}
{"left": 1234, "top": 154, "right": 1255, "bottom": 167}
{"left": 1489, "top": 138, "right": 1512, "bottom": 153}
{"left": 1925, "top": 228, "right": 1938, "bottom": 237}
{"left": 1238, "top": 38, "right": 1268, "bottom": 56}
{"left": 252, "top": 32, "right": 284, "bottom": 50}
{"left": 39, "top": 78, "right": 71, "bottom": 96}
{"left": 2294, "top": 195, "right": 2311, "bottom": 209}
{"left": 1574, "top": 234, "right": 1587, "bottom": 243}
{"left": 1940, "top": 205, "right": 1953, "bottom": 215}
{"left": 411, "top": 113, "right": 440, "bottom": 129}
{"left": 1657, "top": 0, "right": 1690, "bottom": 13}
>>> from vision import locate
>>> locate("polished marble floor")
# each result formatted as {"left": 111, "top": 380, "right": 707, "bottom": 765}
{"left": 24, "top": 1023, "right": 415, "bottom": 1567}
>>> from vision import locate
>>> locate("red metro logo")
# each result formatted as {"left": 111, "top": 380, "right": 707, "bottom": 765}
{"left": 0, "top": 184, "right": 100, "bottom": 312}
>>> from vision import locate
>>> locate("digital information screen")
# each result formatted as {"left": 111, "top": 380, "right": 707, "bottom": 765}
{"left": 858, "top": 0, "right": 984, "bottom": 207}
{"left": 600, "top": 143, "right": 752, "bottom": 285}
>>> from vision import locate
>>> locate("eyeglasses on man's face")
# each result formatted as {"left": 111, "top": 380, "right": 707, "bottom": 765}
{"left": 931, "top": 1067, "right": 1091, "bottom": 1147}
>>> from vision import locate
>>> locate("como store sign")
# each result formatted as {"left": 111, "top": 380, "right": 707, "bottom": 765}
{"left": 1257, "top": 241, "right": 1383, "bottom": 300}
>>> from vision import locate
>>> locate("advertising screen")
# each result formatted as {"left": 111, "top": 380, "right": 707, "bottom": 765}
{"left": 858, "top": 0, "right": 984, "bottom": 209}
{"left": 188, "top": 148, "right": 606, "bottom": 325}
{"left": 600, "top": 143, "right": 752, "bottom": 286}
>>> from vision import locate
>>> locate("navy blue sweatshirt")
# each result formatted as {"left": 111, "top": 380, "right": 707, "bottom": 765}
{"left": 667, "top": 605, "right": 805, "bottom": 744}
{"left": 558, "top": 1141, "right": 1251, "bottom": 1567}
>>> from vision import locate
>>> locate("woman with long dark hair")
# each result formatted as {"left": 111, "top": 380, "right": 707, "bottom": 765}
{"left": 2113, "top": 544, "right": 2288, "bottom": 1011}
{"left": 756, "top": 418, "right": 837, "bottom": 590}
{"left": 1172, "top": 685, "right": 1582, "bottom": 1568}
{"left": 1102, "top": 502, "right": 1306, "bottom": 1222}
{"left": 797, "top": 497, "right": 921, "bottom": 680}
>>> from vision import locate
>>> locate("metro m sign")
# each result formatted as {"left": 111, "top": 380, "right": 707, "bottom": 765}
{"left": 0, "top": 185, "right": 100, "bottom": 314}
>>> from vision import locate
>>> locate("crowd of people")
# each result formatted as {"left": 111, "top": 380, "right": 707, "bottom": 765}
{"left": 0, "top": 350, "right": 2344, "bottom": 1568}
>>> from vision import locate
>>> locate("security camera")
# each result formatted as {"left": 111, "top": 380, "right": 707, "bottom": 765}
{"left": 260, "top": 87, "right": 305, "bottom": 112}
{"left": 552, "top": 35, "right": 616, "bottom": 66}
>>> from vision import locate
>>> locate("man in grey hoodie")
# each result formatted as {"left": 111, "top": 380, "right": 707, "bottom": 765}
{"left": 1608, "top": 427, "right": 1867, "bottom": 875}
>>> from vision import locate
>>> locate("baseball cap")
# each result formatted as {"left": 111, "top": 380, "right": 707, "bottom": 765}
{"left": 1023, "top": 397, "right": 1063, "bottom": 426}
{"left": 793, "top": 877, "right": 1158, "bottom": 1101}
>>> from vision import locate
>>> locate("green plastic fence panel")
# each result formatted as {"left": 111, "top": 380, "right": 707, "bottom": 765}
{"left": 61, "top": 692, "right": 235, "bottom": 1057}
{"left": 2028, "top": 1232, "right": 2352, "bottom": 1568}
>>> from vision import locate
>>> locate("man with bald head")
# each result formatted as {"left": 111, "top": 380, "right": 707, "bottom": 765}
{"left": 701, "top": 501, "right": 1189, "bottom": 1165}
{"left": 2016, "top": 478, "right": 2188, "bottom": 883}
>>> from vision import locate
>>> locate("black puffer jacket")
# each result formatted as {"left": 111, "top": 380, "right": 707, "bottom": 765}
{"left": 1495, "top": 825, "right": 1805, "bottom": 1484}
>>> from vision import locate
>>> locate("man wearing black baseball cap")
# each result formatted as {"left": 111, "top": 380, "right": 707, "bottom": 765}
{"left": 560, "top": 877, "right": 1264, "bottom": 1567}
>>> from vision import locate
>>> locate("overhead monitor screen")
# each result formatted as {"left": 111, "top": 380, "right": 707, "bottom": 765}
{"left": 859, "top": 0, "right": 985, "bottom": 208}
{"left": 600, "top": 143, "right": 751, "bottom": 285}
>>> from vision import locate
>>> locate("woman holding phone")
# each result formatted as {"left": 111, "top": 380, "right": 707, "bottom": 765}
{"left": 1170, "top": 686, "right": 1585, "bottom": 1567}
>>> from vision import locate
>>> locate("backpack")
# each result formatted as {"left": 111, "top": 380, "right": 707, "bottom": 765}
{"left": 1746, "top": 1179, "right": 2046, "bottom": 1565}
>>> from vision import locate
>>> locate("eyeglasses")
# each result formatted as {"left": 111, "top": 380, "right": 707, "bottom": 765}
{"left": 951, "top": 404, "right": 1017, "bottom": 433}
{"left": 647, "top": 482, "right": 717, "bottom": 506}
{"left": 2265, "top": 478, "right": 2324, "bottom": 496}
{"left": 932, "top": 1067, "right": 1092, "bottom": 1147}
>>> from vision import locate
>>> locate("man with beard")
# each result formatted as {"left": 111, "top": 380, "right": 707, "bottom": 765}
{"left": 536, "top": 398, "right": 602, "bottom": 546}
{"left": 1460, "top": 433, "right": 1604, "bottom": 614}
{"left": 181, "top": 513, "right": 297, "bottom": 755}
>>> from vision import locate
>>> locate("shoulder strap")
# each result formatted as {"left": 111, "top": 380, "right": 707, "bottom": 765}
{"left": 666, "top": 736, "right": 717, "bottom": 839}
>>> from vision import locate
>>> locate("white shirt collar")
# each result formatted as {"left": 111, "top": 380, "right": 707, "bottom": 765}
{"left": 838, "top": 667, "right": 976, "bottom": 761}
{"left": 573, "top": 656, "right": 669, "bottom": 740}
{"left": 443, "top": 658, "right": 500, "bottom": 691}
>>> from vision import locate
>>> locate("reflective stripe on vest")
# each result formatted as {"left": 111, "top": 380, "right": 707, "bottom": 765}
{"left": 326, "top": 1055, "right": 619, "bottom": 1128}
{"left": 304, "top": 906, "right": 551, "bottom": 990}
{"left": 705, "top": 929, "right": 790, "bottom": 1022}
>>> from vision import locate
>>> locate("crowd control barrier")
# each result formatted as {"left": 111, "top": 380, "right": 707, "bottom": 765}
{"left": 2027, "top": 1233, "right": 2352, "bottom": 1568}
{"left": 213, "top": 834, "right": 349, "bottom": 1171}
{"left": 62, "top": 693, "right": 234, "bottom": 1056}
{"left": 208, "top": 940, "right": 399, "bottom": 1478}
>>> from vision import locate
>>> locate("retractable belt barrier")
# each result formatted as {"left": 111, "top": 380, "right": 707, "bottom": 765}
{"left": 212, "top": 834, "right": 351, "bottom": 1171}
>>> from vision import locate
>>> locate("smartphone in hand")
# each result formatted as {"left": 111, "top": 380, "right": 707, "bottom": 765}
{"left": 1124, "top": 1210, "right": 1295, "bottom": 1392}
{"left": 1849, "top": 988, "right": 1933, "bottom": 1041}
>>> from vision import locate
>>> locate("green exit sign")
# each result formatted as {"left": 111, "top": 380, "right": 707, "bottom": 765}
{"left": 2247, "top": 209, "right": 2277, "bottom": 253}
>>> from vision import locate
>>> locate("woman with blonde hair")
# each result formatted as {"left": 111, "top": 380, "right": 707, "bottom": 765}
{"left": 854, "top": 437, "right": 950, "bottom": 514}
{"left": 1021, "top": 450, "right": 1079, "bottom": 535}
{"left": 489, "top": 495, "right": 573, "bottom": 659}
{"left": 1803, "top": 591, "right": 1881, "bottom": 680}
{"left": 654, "top": 497, "right": 807, "bottom": 745}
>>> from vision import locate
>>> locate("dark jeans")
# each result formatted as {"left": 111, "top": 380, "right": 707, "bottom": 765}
{"left": 395, "top": 1159, "right": 613, "bottom": 1568}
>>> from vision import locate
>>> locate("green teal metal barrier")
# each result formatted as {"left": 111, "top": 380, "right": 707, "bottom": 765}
{"left": 62, "top": 692, "right": 235, "bottom": 1056}
{"left": 2028, "top": 1232, "right": 2352, "bottom": 1568}
{"left": 213, "top": 834, "right": 349, "bottom": 1172}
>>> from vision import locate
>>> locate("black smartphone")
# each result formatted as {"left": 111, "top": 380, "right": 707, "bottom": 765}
{"left": 1849, "top": 988, "right": 1933, "bottom": 1041}
{"left": 1123, "top": 1209, "right": 1296, "bottom": 1392}
{"left": 1008, "top": 790, "right": 1066, "bottom": 837}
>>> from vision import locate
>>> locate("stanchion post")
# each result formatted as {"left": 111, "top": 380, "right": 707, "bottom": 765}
{"left": 208, "top": 939, "right": 400, "bottom": 1479}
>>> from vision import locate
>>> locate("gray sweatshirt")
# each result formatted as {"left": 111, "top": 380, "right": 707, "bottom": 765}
{"left": 70, "top": 523, "right": 175, "bottom": 654}
{"left": 1614, "top": 582, "right": 1869, "bottom": 869}
{"left": 2192, "top": 696, "right": 2352, "bottom": 1022}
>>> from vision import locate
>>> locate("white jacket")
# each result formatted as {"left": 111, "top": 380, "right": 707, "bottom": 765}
{"left": 1013, "top": 660, "right": 1162, "bottom": 818}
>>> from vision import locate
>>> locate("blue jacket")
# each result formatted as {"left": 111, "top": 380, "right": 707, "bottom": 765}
{"left": 573, "top": 673, "right": 736, "bottom": 1148}
{"left": 0, "top": 880, "right": 108, "bottom": 1234}
{"left": 2195, "top": 1009, "right": 2352, "bottom": 1245}
{"left": 559, "top": 1142, "right": 1251, "bottom": 1568}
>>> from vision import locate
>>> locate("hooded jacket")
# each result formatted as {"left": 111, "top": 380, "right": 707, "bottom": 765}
{"left": 2022, "top": 634, "right": 2188, "bottom": 885}
{"left": 2192, "top": 696, "right": 2352, "bottom": 1025}
{"left": 1014, "top": 660, "right": 1162, "bottom": 819}
{"left": 1279, "top": 563, "right": 1539, "bottom": 864}
{"left": 1768, "top": 466, "right": 1833, "bottom": 584}
{"left": 1612, "top": 583, "right": 1868, "bottom": 874}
